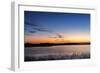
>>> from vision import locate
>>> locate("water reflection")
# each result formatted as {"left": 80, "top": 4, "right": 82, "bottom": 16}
{"left": 24, "top": 45, "right": 90, "bottom": 61}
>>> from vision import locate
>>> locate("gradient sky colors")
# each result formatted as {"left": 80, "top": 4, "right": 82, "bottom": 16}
{"left": 24, "top": 11, "right": 90, "bottom": 44}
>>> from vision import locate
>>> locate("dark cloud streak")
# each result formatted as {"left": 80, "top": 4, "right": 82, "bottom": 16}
{"left": 25, "top": 21, "right": 65, "bottom": 42}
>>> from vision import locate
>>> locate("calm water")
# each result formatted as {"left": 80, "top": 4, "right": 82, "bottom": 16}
{"left": 24, "top": 45, "right": 90, "bottom": 61}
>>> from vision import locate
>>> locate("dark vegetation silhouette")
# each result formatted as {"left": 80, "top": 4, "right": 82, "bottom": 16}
{"left": 25, "top": 42, "right": 90, "bottom": 47}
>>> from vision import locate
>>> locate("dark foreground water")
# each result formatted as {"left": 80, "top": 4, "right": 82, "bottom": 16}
{"left": 24, "top": 45, "right": 90, "bottom": 62}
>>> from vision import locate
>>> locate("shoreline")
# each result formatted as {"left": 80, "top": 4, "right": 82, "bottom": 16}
{"left": 25, "top": 42, "right": 90, "bottom": 47}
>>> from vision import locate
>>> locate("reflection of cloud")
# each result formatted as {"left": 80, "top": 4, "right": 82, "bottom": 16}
{"left": 25, "top": 21, "right": 65, "bottom": 42}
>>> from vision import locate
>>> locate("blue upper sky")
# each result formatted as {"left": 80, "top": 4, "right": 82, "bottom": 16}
{"left": 24, "top": 11, "right": 90, "bottom": 36}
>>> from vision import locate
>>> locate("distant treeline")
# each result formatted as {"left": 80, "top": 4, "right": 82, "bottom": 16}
{"left": 25, "top": 42, "right": 90, "bottom": 47}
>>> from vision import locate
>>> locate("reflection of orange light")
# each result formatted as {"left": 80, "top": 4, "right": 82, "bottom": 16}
{"left": 25, "top": 33, "right": 90, "bottom": 44}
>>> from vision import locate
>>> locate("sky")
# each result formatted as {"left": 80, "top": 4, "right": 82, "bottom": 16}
{"left": 24, "top": 11, "right": 90, "bottom": 44}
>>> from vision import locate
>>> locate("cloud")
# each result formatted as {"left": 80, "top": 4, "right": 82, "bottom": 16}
{"left": 25, "top": 21, "right": 39, "bottom": 27}
{"left": 25, "top": 21, "right": 65, "bottom": 41}
{"left": 25, "top": 21, "right": 51, "bottom": 33}
{"left": 56, "top": 33, "right": 63, "bottom": 38}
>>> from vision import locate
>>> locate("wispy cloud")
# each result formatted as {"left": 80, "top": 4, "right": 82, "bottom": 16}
{"left": 25, "top": 21, "right": 65, "bottom": 41}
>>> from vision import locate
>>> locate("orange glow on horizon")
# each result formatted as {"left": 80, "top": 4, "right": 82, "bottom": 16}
{"left": 25, "top": 33, "right": 90, "bottom": 44}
